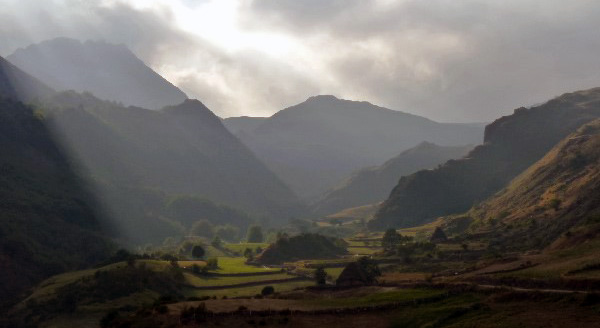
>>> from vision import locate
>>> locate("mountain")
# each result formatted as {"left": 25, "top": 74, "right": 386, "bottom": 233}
{"left": 0, "top": 97, "right": 112, "bottom": 307}
{"left": 7, "top": 37, "right": 187, "bottom": 109}
{"left": 40, "top": 92, "right": 303, "bottom": 244}
{"left": 225, "top": 95, "right": 484, "bottom": 199}
{"left": 465, "top": 119, "right": 600, "bottom": 250}
{"left": 0, "top": 55, "right": 53, "bottom": 101}
{"left": 370, "top": 88, "right": 600, "bottom": 230}
{"left": 312, "top": 142, "right": 474, "bottom": 217}
{"left": 223, "top": 116, "right": 268, "bottom": 135}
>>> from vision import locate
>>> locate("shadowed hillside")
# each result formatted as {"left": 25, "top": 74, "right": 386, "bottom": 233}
{"left": 0, "top": 97, "right": 112, "bottom": 308}
{"left": 8, "top": 37, "right": 187, "bottom": 109}
{"left": 371, "top": 88, "right": 600, "bottom": 230}
{"left": 39, "top": 92, "right": 304, "bottom": 244}
{"left": 0, "top": 56, "right": 53, "bottom": 101}
{"left": 226, "top": 95, "right": 484, "bottom": 199}
{"left": 313, "top": 142, "right": 474, "bottom": 217}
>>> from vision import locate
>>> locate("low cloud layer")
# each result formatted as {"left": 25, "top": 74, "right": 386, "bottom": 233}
{"left": 2, "top": 0, "right": 600, "bottom": 121}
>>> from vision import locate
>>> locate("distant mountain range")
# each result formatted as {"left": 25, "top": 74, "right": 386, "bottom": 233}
{"left": 312, "top": 142, "right": 474, "bottom": 217}
{"left": 7, "top": 37, "right": 187, "bottom": 109}
{"left": 371, "top": 88, "right": 600, "bottom": 229}
{"left": 224, "top": 95, "right": 484, "bottom": 199}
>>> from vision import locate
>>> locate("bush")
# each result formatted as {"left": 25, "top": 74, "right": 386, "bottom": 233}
{"left": 246, "top": 225, "right": 264, "bottom": 243}
{"left": 261, "top": 286, "right": 275, "bottom": 296}
{"left": 191, "top": 245, "right": 205, "bottom": 259}
{"left": 205, "top": 258, "right": 218, "bottom": 270}
{"left": 314, "top": 266, "right": 327, "bottom": 285}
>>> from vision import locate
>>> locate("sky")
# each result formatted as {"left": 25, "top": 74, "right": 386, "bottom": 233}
{"left": 2, "top": 0, "right": 600, "bottom": 122}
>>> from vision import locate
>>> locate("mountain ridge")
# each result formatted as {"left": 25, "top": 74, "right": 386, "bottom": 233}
{"left": 371, "top": 87, "right": 600, "bottom": 230}
{"left": 7, "top": 37, "right": 187, "bottom": 109}
{"left": 226, "top": 95, "right": 484, "bottom": 199}
{"left": 312, "top": 142, "right": 474, "bottom": 217}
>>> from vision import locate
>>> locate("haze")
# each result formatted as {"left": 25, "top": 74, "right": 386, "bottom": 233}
{"left": 3, "top": 0, "right": 600, "bottom": 122}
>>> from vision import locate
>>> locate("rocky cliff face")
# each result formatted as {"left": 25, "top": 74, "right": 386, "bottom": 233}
{"left": 370, "top": 88, "right": 600, "bottom": 230}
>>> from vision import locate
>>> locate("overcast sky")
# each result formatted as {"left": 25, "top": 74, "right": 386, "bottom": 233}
{"left": 2, "top": 0, "right": 600, "bottom": 122}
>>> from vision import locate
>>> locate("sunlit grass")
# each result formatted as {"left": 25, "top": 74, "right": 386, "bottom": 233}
{"left": 184, "top": 272, "right": 292, "bottom": 287}
{"left": 213, "top": 257, "right": 279, "bottom": 274}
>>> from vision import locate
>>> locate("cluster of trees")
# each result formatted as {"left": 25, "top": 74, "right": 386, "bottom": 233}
{"left": 256, "top": 233, "right": 348, "bottom": 265}
{"left": 189, "top": 221, "right": 265, "bottom": 243}
{"left": 190, "top": 221, "right": 241, "bottom": 242}
{"left": 381, "top": 228, "right": 413, "bottom": 252}
{"left": 380, "top": 228, "right": 440, "bottom": 262}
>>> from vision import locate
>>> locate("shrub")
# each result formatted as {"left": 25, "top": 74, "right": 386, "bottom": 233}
{"left": 205, "top": 258, "right": 218, "bottom": 270}
{"left": 261, "top": 286, "right": 275, "bottom": 296}
{"left": 314, "top": 266, "right": 327, "bottom": 285}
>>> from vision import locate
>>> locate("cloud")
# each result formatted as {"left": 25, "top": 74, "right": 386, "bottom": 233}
{"left": 2, "top": 0, "right": 600, "bottom": 122}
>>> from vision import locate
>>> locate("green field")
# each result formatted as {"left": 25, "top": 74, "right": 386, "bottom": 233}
{"left": 324, "top": 267, "right": 345, "bottom": 279}
{"left": 211, "top": 257, "right": 280, "bottom": 273}
{"left": 347, "top": 247, "right": 381, "bottom": 255}
{"left": 184, "top": 272, "right": 292, "bottom": 287}
{"left": 184, "top": 280, "right": 313, "bottom": 298}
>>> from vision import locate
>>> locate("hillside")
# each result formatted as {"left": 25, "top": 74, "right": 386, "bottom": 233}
{"left": 226, "top": 95, "right": 484, "bottom": 199}
{"left": 465, "top": 119, "right": 600, "bottom": 250}
{"left": 0, "top": 56, "right": 53, "bottom": 101}
{"left": 7, "top": 37, "right": 187, "bottom": 109}
{"left": 0, "top": 97, "right": 112, "bottom": 308}
{"left": 313, "top": 142, "right": 474, "bottom": 216}
{"left": 255, "top": 233, "right": 348, "bottom": 264}
{"left": 223, "top": 116, "right": 268, "bottom": 135}
{"left": 370, "top": 88, "right": 600, "bottom": 230}
{"left": 40, "top": 92, "right": 303, "bottom": 244}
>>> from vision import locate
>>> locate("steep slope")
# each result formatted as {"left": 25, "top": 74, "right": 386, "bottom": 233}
{"left": 8, "top": 37, "right": 187, "bottom": 109}
{"left": 465, "top": 119, "right": 600, "bottom": 250}
{"left": 313, "top": 142, "right": 474, "bottom": 216}
{"left": 371, "top": 88, "right": 600, "bottom": 230}
{"left": 0, "top": 55, "right": 53, "bottom": 101}
{"left": 0, "top": 97, "right": 111, "bottom": 307}
{"left": 223, "top": 116, "right": 268, "bottom": 135}
{"left": 230, "top": 95, "right": 484, "bottom": 199}
{"left": 41, "top": 92, "right": 303, "bottom": 244}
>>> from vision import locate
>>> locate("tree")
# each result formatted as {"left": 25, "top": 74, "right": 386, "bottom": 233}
{"left": 246, "top": 225, "right": 264, "bottom": 243}
{"left": 430, "top": 227, "right": 448, "bottom": 243}
{"left": 205, "top": 257, "right": 218, "bottom": 270}
{"left": 191, "top": 245, "right": 205, "bottom": 259}
{"left": 211, "top": 235, "right": 222, "bottom": 248}
{"left": 215, "top": 224, "right": 240, "bottom": 242}
{"left": 314, "top": 266, "right": 328, "bottom": 285}
{"left": 191, "top": 220, "right": 214, "bottom": 238}
{"left": 261, "top": 286, "right": 275, "bottom": 296}
{"left": 382, "top": 228, "right": 402, "bottom": 252}
{"left": 357, "top": 256, "right": 381, "bottom": 283}
{"left": 243, "top": 247, "right": 254, "bottom": 260}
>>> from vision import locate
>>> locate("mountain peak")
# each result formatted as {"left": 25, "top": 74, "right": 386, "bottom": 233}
{"left": 7, "top": 38, "right": 187, "bottom": 110}
{"left": 306, "top": 94, "right": 339, "bottom": 102}
{"left": 162, "top": 99, "right": 222, "bottom": 126}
